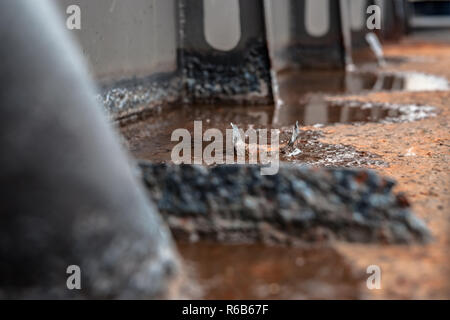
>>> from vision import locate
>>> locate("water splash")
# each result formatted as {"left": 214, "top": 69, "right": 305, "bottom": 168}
{"left": 365, "top": 32, "right": 386, "bottom": 67}
{"left": 289, "top": 121, "right": 301, "bottom": 147}
{"left": 230, "top": 122, "right": 245, "bottom": 149}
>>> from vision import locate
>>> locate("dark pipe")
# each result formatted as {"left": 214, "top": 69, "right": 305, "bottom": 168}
{"left": 0, "top": 0, "right": 179, "bottom": 299}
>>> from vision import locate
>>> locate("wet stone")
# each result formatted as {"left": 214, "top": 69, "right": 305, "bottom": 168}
{"left": 139, "top": 162, "right": 432, "bottom": 245}
{"left": 181, "top": 40, "right": 273, "bottom": 104}
{"left": 97, "top": 75, "right": 182, "bottom": 122}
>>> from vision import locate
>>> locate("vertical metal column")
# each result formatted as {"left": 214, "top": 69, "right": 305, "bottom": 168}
{"left": 377, "top": 0, "right": 407, "bottom": 41}
{"left": 289, "top": 0, "right": 347, "bottom": 69}
{"left": 178, "top": 0, "right": 273, "bottom": 104}
{"left": 264, "top": 0, "right": 352, "bottom": 70}
{"left": 350, "top": 0, "right": 373, "bottom": 47}
{"left": 349, "top": 0, "right": 378, "bottom": 63}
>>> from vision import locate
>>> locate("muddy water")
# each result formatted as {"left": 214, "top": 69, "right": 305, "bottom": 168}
{"left": 121, "top": 103, "right": 273, "bottom": 162}
{"left": 121, "top": 104, "right": 389, "bottom": 167}
{"left": 121, "top": 70, "right": 440, "bottom": 165}
{"left": 272, "top": 69, "right": 443, "bottom": 126}
{"left": 179, "top": 242, "right": 365, "bottom": 299}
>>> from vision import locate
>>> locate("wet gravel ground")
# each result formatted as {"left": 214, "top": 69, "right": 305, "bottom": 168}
{"left": 316, "top": 41, "right": 450, "bottom": 299}
{"left": 118, "top": 36, "right": 450, "bottom": 299}
{"left": 181, "top": 40, "right": 273, "bottom": 104}
{"left": 280, "top": 128, "right": 388, "bottom": 167}
{"left": 98, "top": 75, "right": 182, "bottom": 122}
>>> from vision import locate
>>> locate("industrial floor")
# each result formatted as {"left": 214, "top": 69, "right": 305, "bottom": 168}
{"left": 121, "top": 32, "right": 450, "bottom": 299}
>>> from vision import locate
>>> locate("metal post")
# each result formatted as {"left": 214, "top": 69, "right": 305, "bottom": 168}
{"left": 178, "top": 0, "right": 273, "bottom": 104}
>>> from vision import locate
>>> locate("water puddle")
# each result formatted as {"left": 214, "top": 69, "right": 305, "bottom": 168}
{"left": 121, "top": 97, "right": 432, "bottom": 166}
{"left": 276, "top": 99, "right": 437, "bottom": 127}
{"left": 272, "top": 70, "right": 443, "bottom": 126}
{"left": 179, "top": 242, "right": 364, "bottom": 299}
{"left": 121, "top": 71, "right": 442, "bottom": 161}
{"left": 121, "top": 103, "right": 274, "bottom": 162}
{"left": 122, "top": 107, "right": 388, "bottom": 167}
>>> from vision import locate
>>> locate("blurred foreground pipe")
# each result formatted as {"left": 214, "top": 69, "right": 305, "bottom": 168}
{"left": 0, "top": 0, "right": 179, "bottom": 299}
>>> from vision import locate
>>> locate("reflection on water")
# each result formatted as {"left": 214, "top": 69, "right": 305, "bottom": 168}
{"left": 272, "top": 70, "right": 445, "bottom": 126}
{"left": 276, "top": 96, "right": 397, "bottom": 126}
{"left": 179, "top": 242, "right": 365, "bottom": 299}
{"left": 278, "top": 69, "right": 406, "bottom": 98}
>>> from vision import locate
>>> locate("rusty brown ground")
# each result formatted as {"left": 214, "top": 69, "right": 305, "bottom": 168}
{"left": 318, "top": 40, "right": 450, "bottom": 299}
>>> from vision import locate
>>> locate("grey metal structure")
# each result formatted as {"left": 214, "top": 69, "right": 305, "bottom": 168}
{"left": 178, "top": 0, "right": 273, "bottom": 104}
{"left": 264, "top": 0, "right": 351, "bottom": 71}
{"left": 377, "top": 0, "right": 408, "bottom": 40}
{"left": 57, "top": 0, "right": 179, "bottom": 83}
{"left": 54, "top": 0, "right": 408, "bottom": 113}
